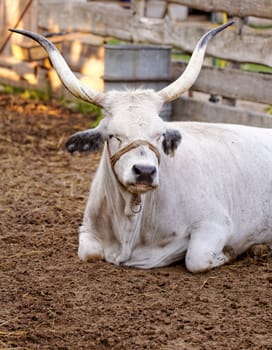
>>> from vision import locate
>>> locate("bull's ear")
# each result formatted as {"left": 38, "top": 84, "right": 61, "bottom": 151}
{"left": 65, "top": 128, "right": 105, "bottom": 154}
{"left": 162, "top": 128, "right": 182, "bottom": 157}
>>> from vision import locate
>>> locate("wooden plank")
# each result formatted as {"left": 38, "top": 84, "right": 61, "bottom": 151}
{"left": 61, "top": 33, "right": 105, "bottom": 73}
{"left": 172, "top": 96, "right": 272, "bottom": 128}
{"left": 0, "top": 65, "right": 48, "bottom": 90}
{"left": 38, "top": 1, "right": 272, "bottom": 67}
{"left": 0, "top": 55, "right": 38, "bottom": 75}
{"left": 87, "top": 0, "right": 132, "bottom": 9}
{"left": 171, "top": 61, "right": 272, "bottom": 105}
{"left": 48, "top": 68, "right": 104, "bottom": 98}
{"left": 38, "top": 1, "right": 134, "bottom": 40}
{"left": 171, "top": 0, "right": 272, "bottom": 20}
{"left": 0, "top": 0, "right": 32, "bottom": 55}
{"left": 0, "top": 56, "right": 48, "bottom": 91}
{"left": 11, "top": 38, "right": 63, "bottom": 61}
{"left": 166, "top": 23, "right": 272, "bottom": 67}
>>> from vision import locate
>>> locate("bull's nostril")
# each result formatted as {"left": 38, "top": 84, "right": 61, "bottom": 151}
{"left": 133, "top": 165, "right": 142, "bottom": 175}
{"left": 150, "top": 167, "right": 156, "bottom": 175}
{"left": 132, "top": 165, "right": 157, "bottom": 184}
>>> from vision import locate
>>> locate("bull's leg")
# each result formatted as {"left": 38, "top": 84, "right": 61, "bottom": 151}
{"left": 248, "top": 243, "right": 271, "bottom": 257}
{"left": 123, "top": 238, "right": 186, "bottom": 268}
{"left": 185, "top": 221, "right": 235, "bottom": 273}
{"left": 78, "top": 225, "right": 104, "bottom": 261}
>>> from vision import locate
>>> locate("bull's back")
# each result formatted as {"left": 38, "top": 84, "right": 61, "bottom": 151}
{"left": 164, "top": 122, "right": 272, "bottom": 248}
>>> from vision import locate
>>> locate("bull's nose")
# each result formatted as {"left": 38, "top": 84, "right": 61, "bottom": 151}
{"left": 132, "top": 164, "right": 157, "bottom": 184}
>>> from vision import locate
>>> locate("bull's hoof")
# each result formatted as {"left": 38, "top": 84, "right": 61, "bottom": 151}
{"left": 248, "top": 244, "right": 271, "bottom": 257}
{"left": 84, "top": 252, "right": 104, "bottom": 262}
{"left": 78, "top": 240, "right": 104, "bottom": 262}
{"left": 223, "top": 246, "right": 236, "bottom": 262}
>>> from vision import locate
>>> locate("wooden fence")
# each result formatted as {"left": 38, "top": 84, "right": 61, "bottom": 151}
{"left": 0, "top": 0, "right": 272, "bottom": 126}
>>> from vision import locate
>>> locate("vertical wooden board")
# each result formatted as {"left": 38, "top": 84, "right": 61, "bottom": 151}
{"left": 19, "top": 0, "right": 38, "bottom": 33}
{"left": 0, "top": 0, "right": 36, "bottom": 55}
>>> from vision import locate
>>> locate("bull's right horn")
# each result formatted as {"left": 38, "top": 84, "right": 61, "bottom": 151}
{"left": 9, "top": 29, "right": 105, "bottom": 107}
{"left": 158, "top": 21, "right": 234, "bottom": 103}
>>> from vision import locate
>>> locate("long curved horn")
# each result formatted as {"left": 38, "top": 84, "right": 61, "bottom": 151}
{"left": 9, "top": 29, "right": 105, "bottom": 107}
{"left": 158, "top": 21, "right": 234, "bottom": 103}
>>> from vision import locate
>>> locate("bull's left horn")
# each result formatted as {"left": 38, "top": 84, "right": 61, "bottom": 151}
{"left": 9, "top": 29, "right": 105, "bottom": 107}
{"left": 158, "top": 21, "right": 234, "bottom": 103}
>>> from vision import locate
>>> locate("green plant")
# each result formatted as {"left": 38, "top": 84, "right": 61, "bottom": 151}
{"left": 0, "top": 83, "right": 102, "bottom": 123}
{"left": 64, "top": 99, "right": 103, "bottom": 126}
{"left": 266, "top": 105, "right": 272, "bottom": 115}
{"left": 0, "top": 83, "right": 50, "bottom": 101}
{"left": 241, "top": 63, "right": 272, "bottom": 74}
{"left": 21, "top": 88, "right": 50, "bottom": 101}
{"left": 171, "top": 51, "right": 190, "bottom": 62}
{"left": 0, "top": 84, "right": 24, "bottom": 94}
{"left": 107, "top": 38, "right": 128, "bottom": 45}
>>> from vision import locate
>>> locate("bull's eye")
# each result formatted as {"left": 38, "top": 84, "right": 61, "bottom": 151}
{"left": 109, "top": 135, "right": 121, "bottom": 141}
{"left": 156, "top": 135, "right": 162, "bottom": 142}
{"left": 108, "top": 135, "right": 122, "bottom": 147}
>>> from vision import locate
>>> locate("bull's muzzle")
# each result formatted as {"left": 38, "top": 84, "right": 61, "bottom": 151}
{"left": 132, "top": 164, "right": 157, "bottom": 185}
{"left": 107, "top": 139, "right": 160, "bottom": 194}
{"left": 129, "top": 163, "right": 158, "bottom": 194}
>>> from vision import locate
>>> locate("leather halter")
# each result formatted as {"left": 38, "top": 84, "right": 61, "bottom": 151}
{"left": 108, "top": 139, "right": 161, "bottom": 168}
{"left": 107, "top": 139, "right": 160, "bottom": 214}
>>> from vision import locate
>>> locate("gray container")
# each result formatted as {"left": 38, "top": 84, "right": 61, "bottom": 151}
{"left": 104, "top": 44, "right": 172, "bottom": 120}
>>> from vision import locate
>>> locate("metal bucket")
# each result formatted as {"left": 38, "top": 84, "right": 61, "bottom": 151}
{"left": 104, "top": 44, "right": 172, "bottom": 120}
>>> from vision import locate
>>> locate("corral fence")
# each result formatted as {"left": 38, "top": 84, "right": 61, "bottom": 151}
{"left": 0, "top": 0, "right": 272, "bottom": 126}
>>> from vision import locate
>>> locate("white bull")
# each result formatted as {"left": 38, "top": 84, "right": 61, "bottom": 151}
{"left": 11, "top": 22, "right": 272, "bottom": 272}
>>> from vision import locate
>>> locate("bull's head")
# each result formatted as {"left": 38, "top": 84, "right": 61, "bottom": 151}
{"left": 10, "top": 22, "right": 233, "bottom": 195}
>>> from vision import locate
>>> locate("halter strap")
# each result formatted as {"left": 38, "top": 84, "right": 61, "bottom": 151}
{"left": 108, "top": 139, "right": 161, "bottom": 168}
{"left": 106, "top": 139, "right": 160, "bottom": 214}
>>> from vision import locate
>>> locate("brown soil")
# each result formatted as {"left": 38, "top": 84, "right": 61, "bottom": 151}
{"left": 1, "top": 92, "right": 272, "bottom": 350}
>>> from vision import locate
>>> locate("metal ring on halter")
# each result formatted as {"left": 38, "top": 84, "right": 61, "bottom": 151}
{"left": 131, "top": 193, "right": 143, "bottom": 214}
{"left": 131, "top": 202, "right": 142, "bottom": 214}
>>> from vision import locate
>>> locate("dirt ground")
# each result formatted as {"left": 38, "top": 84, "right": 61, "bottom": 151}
{"left": 1, "top": 91, "right": 272, "bottom": 350}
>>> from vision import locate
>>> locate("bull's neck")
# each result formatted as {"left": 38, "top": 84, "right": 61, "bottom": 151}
{"left": 101, "top": 147, "right": 143, "bottom": 263}
{"left": 102, "top": 146, "right": 143, "bottom": 216}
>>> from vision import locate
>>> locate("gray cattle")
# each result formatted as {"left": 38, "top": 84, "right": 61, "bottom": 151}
{"left": 11, "top": 21, "right": 272, "bottom": 272}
